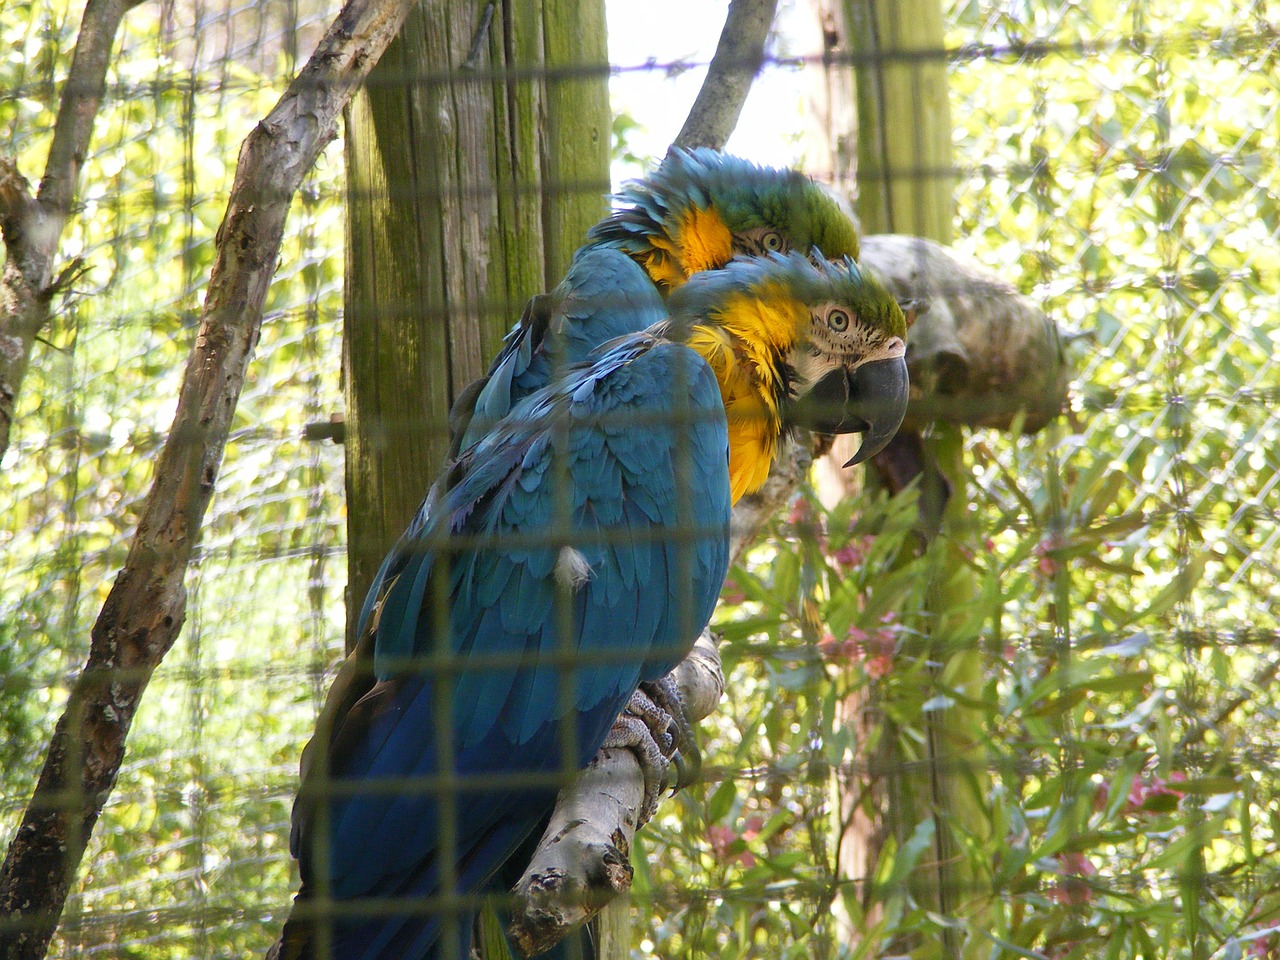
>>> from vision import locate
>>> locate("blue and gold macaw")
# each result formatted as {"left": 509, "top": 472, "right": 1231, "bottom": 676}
{"left": 450, "top": 148, "right": 864, "bottom": 454}
{"left": 278, "top": 253, "right": 908, "bottom": 960}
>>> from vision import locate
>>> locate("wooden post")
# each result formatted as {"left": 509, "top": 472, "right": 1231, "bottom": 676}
{"left": 814, "top": 2, "right": 993, "bottom": 955}
{"left": 849, "top": 0, "right": 953, "bottom": 243}
{"left": 342, "top": 0, "right": 611, "bottom": 645}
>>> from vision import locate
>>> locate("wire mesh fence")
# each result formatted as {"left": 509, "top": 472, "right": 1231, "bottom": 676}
{"left": 1, "top": 0, "right": 1277, "bottom": 958}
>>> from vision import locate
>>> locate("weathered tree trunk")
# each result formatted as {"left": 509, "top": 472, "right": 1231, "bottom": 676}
{"left": 819, "top": 2, "right": 992, "bottom": 957}
{"left": 798, "top": 0, "right": 857, "bottom": 199}
{"left": 0, "top": 3, "right": 417, "bottom": 957}
{"left": 342, "top": 0, "right": 611, "bottom": 645}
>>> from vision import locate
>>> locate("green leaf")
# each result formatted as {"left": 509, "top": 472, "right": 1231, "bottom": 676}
{"left": 1130, "top": 556, "right": 1207, "bottom": 623}
{"left": 1175, "top": 776, "right": 1239, "bottom": 795}
{"left": 706, "top": 777, "right": 738, "bottom": 825}
{"left": 1144, "top": 816, "right": 1225, "bottom": 870}
{"left": 887, "top": 818, "right": 936, "bottom": 890}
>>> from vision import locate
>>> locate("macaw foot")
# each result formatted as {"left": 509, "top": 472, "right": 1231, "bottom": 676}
{"left": 602, "top": 687, "right": 679, "bottom": 825}
{"left": 638, "top": 675, "right": 702, "bottom": 792}
{"left": 601, "top": 677, "right": 704, "bottom": 826}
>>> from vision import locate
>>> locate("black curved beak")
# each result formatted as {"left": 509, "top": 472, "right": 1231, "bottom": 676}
{"left": 790, "top": 356, "right": 910, "bottom": 467}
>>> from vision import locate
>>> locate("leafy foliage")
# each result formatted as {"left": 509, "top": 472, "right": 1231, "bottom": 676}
{"left": 1, "top": 3, "right": 344, "bottom": 956}
{"left": 1, "top": 0, "right": 1277, "bottom": 958}
{"left": 628, "top": 2, "right": 1280, "bottom": 958}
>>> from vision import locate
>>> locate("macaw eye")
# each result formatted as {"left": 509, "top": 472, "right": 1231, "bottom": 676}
{"left": 826, "top": 308, "right": 851, "bottom": 332}
{"left": 761, "top": 230, "right": 785, "bottom": 252}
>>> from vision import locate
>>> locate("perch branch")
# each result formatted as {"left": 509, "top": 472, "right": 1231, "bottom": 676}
{"left": 671, "top": 0, "right": 780, "bottom": 152}
{"left": 0, "top": 2, "right": 416, "bottom": 957}
{"left": 0, "top": 0, "right": 148, "bottom": 463}
{"left": 858, "top": 233, "right": 1069, "bottom": 434}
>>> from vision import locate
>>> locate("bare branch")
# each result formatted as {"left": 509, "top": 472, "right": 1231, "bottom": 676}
{"left": 38, "top": 0, "right": 150, "bottom": 218}
{"left": 672, "top": 0, "right": 781, "bottom": 152}
{"left": 508, "top": 633, "right": 725, "bottom": 958}
{"left": 0, "top": 0, "right": 146, "bottom": 462}
{"left": 0, "top": 1, "right": 416, "bottom": 956}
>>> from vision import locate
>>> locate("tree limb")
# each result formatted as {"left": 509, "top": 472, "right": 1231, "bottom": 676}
{"left": 859, "top": 233, "right": 1069, "bottom": 434}
{"left": 671, "top": 0, "right": 781, "bottom": 152}
{"left": 0, "top": 0, "right": 148, "bottom": 463}
{"left": 0, "top": 2, "right": 416, "bottom": 957}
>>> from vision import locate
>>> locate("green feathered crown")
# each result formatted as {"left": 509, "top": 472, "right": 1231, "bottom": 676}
{"left": 588, "top": 148, "right": 861, "bottom": 263}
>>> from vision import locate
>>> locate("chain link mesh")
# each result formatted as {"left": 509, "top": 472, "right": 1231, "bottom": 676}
{"left": 1, "top": 0, "right": 1277, "bottom": 957}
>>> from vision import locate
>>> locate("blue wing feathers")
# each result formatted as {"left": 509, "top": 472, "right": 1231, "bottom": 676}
{"left": 295, "top": 335, "right": 732, "bottom": 959}
{"left": 458, "top": 247, "right": 665, "bottom": 452}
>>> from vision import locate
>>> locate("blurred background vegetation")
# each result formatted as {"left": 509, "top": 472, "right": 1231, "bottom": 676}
{"left": 1, "top": 1, "right": 1278, "bottom": 958}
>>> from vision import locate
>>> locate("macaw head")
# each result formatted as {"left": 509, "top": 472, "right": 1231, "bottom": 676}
{"left": 669, "top": 252, "right": 908, "bottom": 502}
{"left": 587, "top": 148, "right": 861, "bottom": 293}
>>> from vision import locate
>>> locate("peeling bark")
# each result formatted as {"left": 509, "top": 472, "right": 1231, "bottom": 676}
{"left": 507, "top": 636, "right": 724, "bottom": 957}
{"left": 821, "top": 234, "right": 1071, "bottom": 506}
{"left": 860, "top": 233, "right": 1069, "bottom": 434}
{"left": 0, "top": 2, "right": 416, "bottom": 957}
{"left": 506, "top": 635, "right": 727, "bottom": 958}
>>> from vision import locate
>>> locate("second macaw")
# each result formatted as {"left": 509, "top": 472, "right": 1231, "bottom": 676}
{"left": 277, "top": 252, "right": 908, "bottom": 960}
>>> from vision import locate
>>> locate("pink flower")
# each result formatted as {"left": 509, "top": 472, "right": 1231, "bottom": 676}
{"left": 786, "top": 497, "right": 810, "bottom": 527}
{"left": 1247, "top": 931, "right": 1279, "bottom": 958}
{"left": 1047, "top": 852, "right": 1096, "bottom": 906}
{"left": 817, "top": 632, "right": 843, "bottom": 663}
{"left": 706, "top": 819, "right": 760, "bottom": 868}
{"left": 818, "top": 619, "right": 900, "bottom": 677}
{"left": 856, "top": 622, "right": 897, "bottom": 678}
{"left": 1127, "top": 772, "right": 1186, "bottom": 814}
{"left": 1093, "top": 780, "right": 1110, "bottom": 812}
{"left": 1034, "top": 536, "right": 1063, "bottom": 577}
{"left": 720, "top": 576, "right": 746, "bottom": 605}
{"left": 863, "top": 654, "right": 892, "bottom": 678}
{"left": 831, "top": 536, "right": 873, "bottom": 570}
{"left": 706, "top": 824, "right": 735, "bottom": 857}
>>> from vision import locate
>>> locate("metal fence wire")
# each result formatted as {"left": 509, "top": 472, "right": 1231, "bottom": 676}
{"left": 1, "top": 1, "right": 1278, "bottom": 959}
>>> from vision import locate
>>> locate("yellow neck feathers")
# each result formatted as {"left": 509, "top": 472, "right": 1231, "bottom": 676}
{"left": 683, "top": 284, "right": 807, "bottom": 503}
{"left": 640, "top": 206, "right": 734, "bottom": 292}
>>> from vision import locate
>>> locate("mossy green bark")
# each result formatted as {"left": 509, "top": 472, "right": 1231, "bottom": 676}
{"left": 849, "top": 0, "right": 954, "bottom": 243}
{"left": 343, "top": 0, "right": 610, "bottom": 644}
